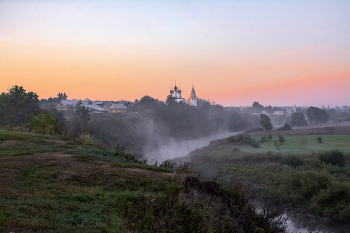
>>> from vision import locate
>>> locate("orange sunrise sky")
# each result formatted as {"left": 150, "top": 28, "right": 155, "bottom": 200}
{"left": 1, "top": 0, "right": 350, "bottom": 107}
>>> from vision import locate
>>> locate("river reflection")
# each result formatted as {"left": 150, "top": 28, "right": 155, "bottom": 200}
{"left": 282, "top": 207, "right": 350, "bottom": 233}
{"left": 254, "top": 199, "right": 350, "bottom": 233}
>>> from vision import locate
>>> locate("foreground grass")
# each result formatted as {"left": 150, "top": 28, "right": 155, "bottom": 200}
{"left": 0, "top": 129, "right": 284, "bottom": 233}
{"left": 188, "top": 133, "right": 350, "bottom": 222}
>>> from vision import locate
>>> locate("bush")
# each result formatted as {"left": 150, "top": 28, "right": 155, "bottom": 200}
{"left": 277, "top": 123, "right": 292, "bottom": 131}
{"left": 267, "top": 134, "right": 272, "bottom": 141}
{"left": 316, "top": 136, "right": 323, "bottom": 143}
{"left": 319, "top": 149, "right": 346, "bottom": 167}
{"left": 28, "top": 112, "right": 64, "bottom": 135}
{"left": 277, "top": 135, "right": 286, "bottom": 145}
{"left": 260, "top": 135, "right": 267, "bottom": 143}
{"left": 236, "top": 134, "right": 252, "bottom": 143}
{"left": 250, "top": 139, "right": 261, "bottom": 148}
{"left": 280, "top": 155, "right": 305, "bottom": 168}
{"left": 274, "top": 141, "right": 280, "bottom": 150}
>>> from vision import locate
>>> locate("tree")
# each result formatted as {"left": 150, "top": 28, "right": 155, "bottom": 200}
{"left": 252, "top": 101, "right": 263, "bottom": 112}
{"left": 57, "top": 92, "right": 63, "bottom": 100}
{"left": 166, "top": 95, "right": 176, "bottom": 105}
{"left": 63, "top": 92, "right": 67, "bottom": 100}
{"left": 277, "top": 135, "right": 286, "bottom": 145}
{"left": 290, "top": 112, "right": 308, "bottom": 126}
{"left": 28, "top": 112, "right": 63, "bottom": 134}
{"left": 260, "top": 114, "right": 273, "bottom": 130}
{"left": 139, "top": 95, "right": 155, "bottom": 106}
{"left": 76, "top": 105, "right": 90, "bottom": 126}
{"left": 0, "top": 85, "right": 40, "bottom": 126}
{"left": 306, "top": 106, "right": 329, "bottom": 124}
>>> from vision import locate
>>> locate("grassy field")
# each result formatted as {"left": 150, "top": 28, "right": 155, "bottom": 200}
{"left": 184, "top": 128, "right": 350, "bottom": 222}
{"left": 240, "top": 135, "right": 350, "bottom": 155}
{"left": 0, "top": 128, "right": 284, "bottom": 233}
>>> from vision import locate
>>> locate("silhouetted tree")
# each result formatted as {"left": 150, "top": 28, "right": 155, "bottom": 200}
{"left": 306, "top": 106, "right": 329, "bottom": 123}
{"left": 260, "top": 114, "right": 273, "bottom": 130}
{"left": 252, "top": 101, "right": 264, "bottom": 112}
{"left": 290, "top": 112, "right": 308, "bottom": 126}
{"left": 0, "top": 85, "right": 40, "bottom": 126}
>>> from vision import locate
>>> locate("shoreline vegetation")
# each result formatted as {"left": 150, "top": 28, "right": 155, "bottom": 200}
{"left": 179, "top": 125, "right": 350, "bottom": 223}
{"left": 0, "top": 128, "right": 286, "bottom": 233}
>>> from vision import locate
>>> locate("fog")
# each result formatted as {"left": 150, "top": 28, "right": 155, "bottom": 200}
{"left": 143, "top": 131, "right": 242, "bottom": 163}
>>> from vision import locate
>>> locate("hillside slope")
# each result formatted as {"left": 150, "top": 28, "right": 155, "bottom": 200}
{"left": 0, "top": 129, "right": 284, "bottom": 233}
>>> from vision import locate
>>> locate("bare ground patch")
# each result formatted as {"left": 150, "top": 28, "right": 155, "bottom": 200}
{"left": 0, "top": 140, "right": 19, "bottom": 148}
{"left": 43, "top": 139, "right": 67, "bottom": 145}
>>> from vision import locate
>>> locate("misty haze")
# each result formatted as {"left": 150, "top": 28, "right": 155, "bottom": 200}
{"left": 1, "top": 1, "right": 350, "bottom": 233}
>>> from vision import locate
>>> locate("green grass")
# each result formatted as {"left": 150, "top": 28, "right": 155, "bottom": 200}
{"left": 0, "top": 128, "right": 284, "bottom": 233}
{"left": 239, "top": 135, "right": 350, "bottom": 154}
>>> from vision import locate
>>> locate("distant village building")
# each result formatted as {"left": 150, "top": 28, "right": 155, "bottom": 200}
{"left": 55, "top": 98, "right": 128, "bottom": 115}
{"left": 190, "top": 85, "right": 198, "bottom": 107}
{"left": 170, "top": 82, "right": 186, "bottom": 103}
{"left": 55, "top": 99, "right": 81, "bottom": 115}
{"left": 109, "top": 103, "right": 128, "bottom": 113}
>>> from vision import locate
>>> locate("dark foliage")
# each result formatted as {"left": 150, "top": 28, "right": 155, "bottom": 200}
{"left": 306, "top": 106, "right": 329, "bottom": 124}
{"left": 260, "top": 114, "right": 273, "bottom": 130}
{"left": 277, "top": 123, "right": 292, "bottom": 131}
{"left": 319, "top": 150, "right": 346, "bottom": 167}
{"left": 280, "top": 155, "right": 305, "bottom": 168}
{"left": 277, "top": 135, "right": 286, "bottom": 145}
{"left": 0, "top": 85, "right": 41, "bottom": 126}
{"left": 290, "top": 112, "right": 308, "bottom": 126}
{"left": 316, "top": 136, "right": 323, "bottom": 143}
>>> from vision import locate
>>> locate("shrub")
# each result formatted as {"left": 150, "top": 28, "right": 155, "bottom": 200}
{"left": 277, "top": 123, "right": 292, "bottom": 131}
{"left": 319, "top": 149, "right": 346, "bottom": 167}
{"left": 267, "top": 134, "right": 272, "bottom": 141}
{"left": 28, "top": 111, "right": 63, "bottom": 135}
{"left": 250, "top": 139, "right": 261, "bottom": 148}
{"left": 274, "top": 141, "right": 280, "bottom": 150}
{"left": 260, "top": 135, "right": 267, "bottom": 143}
{"left": 277, "top": 135, "right": 286, "bottom": 145}
{"left": 316, "top": 136, "right": 323, "bottom": 143}
{"left": 280, "top": 155, "right": 305, "bottom": 168}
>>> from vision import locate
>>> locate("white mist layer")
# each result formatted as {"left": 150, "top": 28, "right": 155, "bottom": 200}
{"left": 143, "top": 131, "right": 243, "bottom": 164}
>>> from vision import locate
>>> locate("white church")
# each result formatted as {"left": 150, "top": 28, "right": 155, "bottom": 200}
{"left": 169, "top": 82, "right": 197, "bottom": 106}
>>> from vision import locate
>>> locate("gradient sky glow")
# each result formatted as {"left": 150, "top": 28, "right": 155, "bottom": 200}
{"left": 1, "top": 0, "right": 350, "bottom": 107}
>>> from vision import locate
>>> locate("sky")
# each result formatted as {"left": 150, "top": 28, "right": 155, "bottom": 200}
{"left": 1, "top": 0, "right": 349, "bottom": 107}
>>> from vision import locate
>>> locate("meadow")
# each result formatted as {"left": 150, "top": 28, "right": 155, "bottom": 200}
{"left": 0, "top": 128, "right": 284, "bottom": 233}
{"left": 241, "top": 135, "right": 350, "bottom": 155}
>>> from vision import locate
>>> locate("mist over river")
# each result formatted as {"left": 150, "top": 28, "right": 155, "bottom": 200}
{"left": 143, "top": 131, "right": 241, "bottom": 163}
